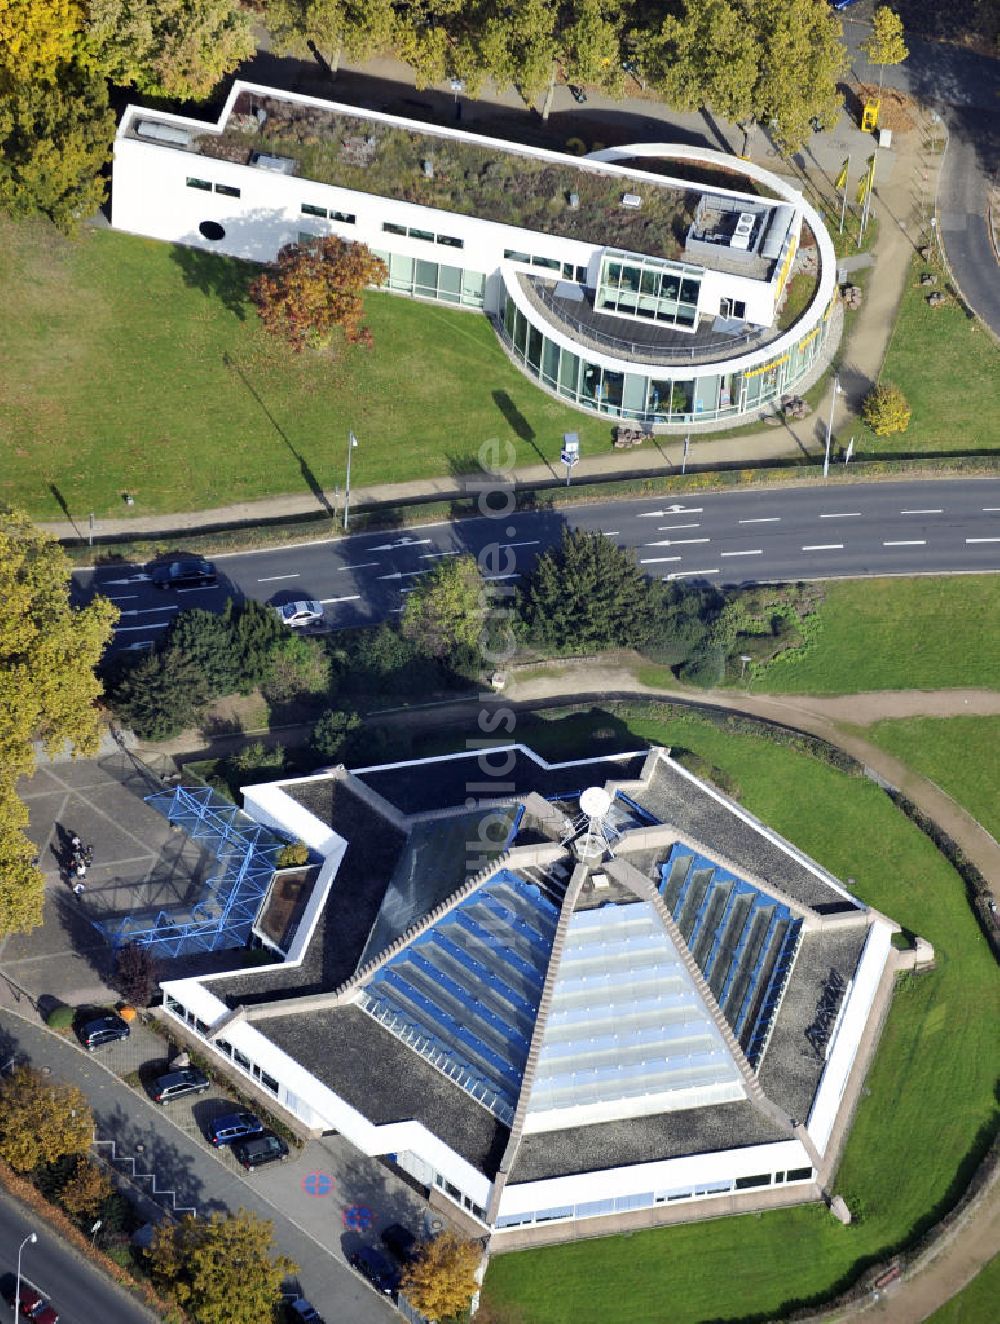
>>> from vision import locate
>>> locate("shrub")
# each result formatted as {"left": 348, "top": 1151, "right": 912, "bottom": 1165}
{"left": 678, "top": 642, "right": 726, "bottom": 688}
{"left": 312, "top": 707, "right": 362, "bottom": 761}
{"left": 276, "top": 841, "right": 309, "bottom": 869}
{"left": 862, "top": 380, "right": 912, "bottom": 436}
{"left": 261, "top": 633, "right": 330, "bottom": 704}
{"left": 46, "top": 1006, "right": 75, "bottom": 1031}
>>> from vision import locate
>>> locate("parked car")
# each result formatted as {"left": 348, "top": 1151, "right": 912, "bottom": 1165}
{"left": 206, "top": 1111, "right": 265, "bottom": 1147}
{"left": 150, "top": 557, "right": 217, "bottom": 589}
{"left": 76, "top": 1012, "right": 130, "bottom": 1051}
{"left": 347, "top": 1246, "right": 401, "bottom": 1296}
{"left": 231, "top": 1133, "right": 289, "bottom": 1169}
{"left": 567, "top": 84, "right": 587, "bottom": 104}
{"left": 287, "top": 1299, "right": 324, "bottom": 1324}
{"left": 275, "top": 600, "right": 325, "bottom": 629}
{"left": 380, "top": 1222, "right": 419, "bottom": 1264}
{"left": 16, "top": 1285, "right": 59, "bottom": 1322}
{"left": 150, "top": 1067, "right": 211, "bottom": 1103}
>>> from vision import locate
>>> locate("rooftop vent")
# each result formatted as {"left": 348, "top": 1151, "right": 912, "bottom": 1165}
{"left": 621, "top": 192, "right": 643, "bottom": 210}
{"left": 255, "top": 108, "right": 267, "bottom": 129}
{"left": 567, "top": 191, "right": 580, "bottom": 209}
{"left": 422, "top": 158, "right": 434, "bottom": 178}
{"left": 135, "top": 120, "right": 191, "bottom": 147}
{"left": 250, "top": 152, "right": 297, "bottom": 175}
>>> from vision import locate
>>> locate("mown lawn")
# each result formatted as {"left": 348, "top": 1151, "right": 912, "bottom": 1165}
{"left": 480, "top": 705, "right": 1000, "bottom": 1324}
{"left": 926, "top": 1255, "right": 1000, "bottom": 1324}
{"left": 853, "top": 253, "right": 1000, "bottom": 458}
{"left": 0, "top": 218, "right": 617, "bottom": 519}
{"left": 753, "top": 576, "right": 1000, "bottom": 694}
{"left": 863, "top": 716, "right": 1000, "bottom": 842}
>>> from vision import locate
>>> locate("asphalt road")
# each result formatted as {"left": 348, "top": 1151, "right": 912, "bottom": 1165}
{"left": 73, "top": 479, "right": 1000, "bottom": 655}
{"left": 0, "top": 1185, "right": 154, "bottom": 1324}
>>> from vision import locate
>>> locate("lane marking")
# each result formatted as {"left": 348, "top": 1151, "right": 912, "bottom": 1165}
{"left": 485, "top": 572, "right": 521, "bottom": 581}
{"left": 900, "top": 508, "right": 943, "bottom": 515}
{"left": 965, "top": 537, "right": 1000, "bottom": 543}
{"left": 498, "top": 540, "right": 540, "bottom": 550}
{"left": 819, "top": 512, "right": 861, "bottom": 519}
{"left": 637, "top": 506, "right": 703, "bottom": 517}
{"left": 664, "top": 568, "right": 720, "bottom": 579}
{"left": 257, "top": 573, "right": 300, "bottom": 583}
{"left": 420, "top": 550, "right": 461, "bottom": 559}
{"left": 802, "top": 543, "right": 844, "bottom": 551}
{"left": 644, "top": 537, "right": 710, "bottom": 547}
{"left": 118, "top": 606, "right": 179, "bottom": 616}
{"left": 983, "top": 507, "right": 1000, "bottom": 512}
{"left": 656, "top": 522, "right": 701, "bottom": 531}
{"left": 104, "top": 594, "right": 138, "bottom": 602}
{"left": 640, "top": 556, "right": 682, "bottom": 564}
{"left": 738, "top": 516, "right": 780, "bottom": 524}
{"left": 601, "top": 530, "right": 620, "bottom": 536}
{"left": 176, "top": 585, "right": 220, "bottom": 593}
{"left": 340, "top": 562, "right": 380, "bottom": 571}
{"left": 115, "top": 623, "right": 171, "bottom": 633}
{"left": 720, "top": 549, "right": 763, "bottom": 558}
{"left": 883, "top": 540, "right": 926, "bottom": 547}
{"left": 318, "top": 595, "right": 361, "bottom": 604}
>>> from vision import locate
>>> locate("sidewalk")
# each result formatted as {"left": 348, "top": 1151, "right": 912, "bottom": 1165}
{"left": 0, "top": 1009, "right": 401, "bottom": 1324}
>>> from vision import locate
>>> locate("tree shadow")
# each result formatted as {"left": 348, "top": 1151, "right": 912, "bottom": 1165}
{"left": 48, "top": 484, "right": 82, "bottom": 536}
{"left": 169, "top": 244, "right": 253, "bottom": 320}
{"left": 491, "top": 390, "right": 557, "bottom": 477}
{"left": 222, "top": 354, "right": 333, "bottom": 514}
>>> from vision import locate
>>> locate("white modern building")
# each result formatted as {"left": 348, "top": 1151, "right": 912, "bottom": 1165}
{"left": 111, "top": 81, "right": 838, "bottom": 427}
{"left": 156, "top": 744, "right": 908, "bottom": 1245}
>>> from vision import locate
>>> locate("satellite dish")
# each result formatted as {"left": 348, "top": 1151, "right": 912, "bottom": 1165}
{"left": 580, "top": 786, "right": 612, "bottom": 819}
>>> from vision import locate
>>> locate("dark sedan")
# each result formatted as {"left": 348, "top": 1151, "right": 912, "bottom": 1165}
{"left": 231, "top": 1133, "right": 289, "bottom": 1170}
{"left": 347, "top": 1246, "right": 400, "bottom": 1297}
{"left": 150, "top": 557, "right": 217, "bottom": 589}
{"left": 76, "top": 1012, "right": 130, "bottom": 1051}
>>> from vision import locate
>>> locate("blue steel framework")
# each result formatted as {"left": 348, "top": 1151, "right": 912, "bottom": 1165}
{"left": 93, "top": 785, "right": 286, "bottom": 957}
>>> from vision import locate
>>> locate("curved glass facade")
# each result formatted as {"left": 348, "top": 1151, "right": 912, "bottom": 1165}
{"left": 499, "top": 281, "right": 833, "bottom": 426}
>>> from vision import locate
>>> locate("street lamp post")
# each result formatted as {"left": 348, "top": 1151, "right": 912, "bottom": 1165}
{"left": 344, "top": 431, "right": 359, "bottom": 532}
{"left": 15, "top": 1231, "right": 38, "bottom": 1320}
{"left": 823, "top": 375, "right": 841, "bottom": 478}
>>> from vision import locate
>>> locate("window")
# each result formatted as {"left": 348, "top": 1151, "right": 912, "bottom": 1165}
{"left": 409, "top": 227, "right": 434, "bottom": 243}
{"left": 330, "top": 211, "right": 356, "bottom": 224}
{"left": 531, "top": 256, "right": 561, "bottom": 271}
{"left": 165, "top": 994, "right": 184, "bottom": 1016}
{"left": 232, "top": 1046, "right": 251, "bottom": 1072}
{"left": 436, "top": 234, "right": 463, "bottom": 248}
{"left": 575, "top": 265, "right": 588, "bottom": 283}
{"left": 255, "top": 1067, "right": 280, "bottom": 1095}
{"left": 720, "top": 297, "right": 747, "bottom": 319}
{"left": 382, "top": 221, "right": 407, "bottom": 236}
{"left": 437, "top": 264, "right": 462, "bottom": 304}
{"left": 414, "top": 258, "right": 437, "bottom": 295}
{"left": 444, "top": 1181, "right": 462, "bottom": 1201}
{"left": 215, "top": 183, "right": 240, "bottom": 198}
{"left": 186, "top": 177, "right": 212, "bottom": 191}
{"left": 735, "top": 1173, "right": 772, "bottom": 1190}
{"left": 504, "top": 249, "right": 531, "bottom": 263}
{"left": 301, "top": 203, "right": 327, "bottom": 218}
{"left": 786, "top": 1167, "right": 814, "bottom": 1182}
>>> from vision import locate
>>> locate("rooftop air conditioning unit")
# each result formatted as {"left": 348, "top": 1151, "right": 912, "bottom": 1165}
{"left": 621, "top": 193, "right": 643, "bottom": 209}
{"left": 135, "top": 120, "right": 191, "bottom": 147}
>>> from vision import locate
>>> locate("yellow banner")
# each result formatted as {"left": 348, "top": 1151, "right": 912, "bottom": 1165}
{"left": 856, "top": 155, "right": 875, "bottom": 205}
{"left": 835, "top": 159, "right": 849, "bottom": 192}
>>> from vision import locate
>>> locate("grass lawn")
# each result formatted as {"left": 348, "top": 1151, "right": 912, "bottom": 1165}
{"left": 925, "top": 1255, "right": 1000, "bottom": 1324}
{"left": 853, "top": 252, "right": 1000, "bottom": 458}
{"left": 753, "top": 576, "right": 1000, "bottom": 694}
{"left": 480, "top": 705, "right": 1000, "bottom": 1324}
{"left": 862, "top": 716, "right": 1000, "bottom": 842}
{"left": 0, "top": 218, "right": 621, "bottom": 520}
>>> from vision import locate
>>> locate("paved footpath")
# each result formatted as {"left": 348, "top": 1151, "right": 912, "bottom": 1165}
{"left": 0, "top": 1010, "right": 398, "bottom": 1324}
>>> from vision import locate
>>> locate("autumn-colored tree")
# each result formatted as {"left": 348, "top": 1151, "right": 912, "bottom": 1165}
{"left": 402, "top": 555, "right": 486, "bottom": 659}
{"left": 0, "top": 65, "right": 115, "bottom": 231}
{"left": 147, "top": 1209, "right": 295, "bottom": 1324}
{"left": 0, "top": 511, "right": 117, "bottom": 936}
{"left": 639, "top": 0, "right": 758, "bottom": 126}
{"left": 0, "top": 1066, "right": 94, "bottom": 1172}
{"left": 112, "top": 942, "right": 161, "bottom": 1007}
{"left": 862, "top": 381, "right": 911, "bottom": 436}
{"left": 861, "top": 6, "right": 908, "bottom": 95}
{"left": 0, "top": 0, "right": 83, "bottom": 89}
{"left": 250, "top": 236, "right": 387, "bottom": 352}
{"left": 85, "top": 0, "right": 254, "bottom": 100}
{"left": 263, "top": 0, "right": 395, "bottom": 71}
{"left": 60, "top": 1156, "right": 114, "bottom": 1218}
{"left": 401, "top": 1231, "right": 481, "bottom": 1321}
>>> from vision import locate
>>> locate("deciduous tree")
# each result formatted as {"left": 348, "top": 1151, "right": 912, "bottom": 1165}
{"left": 250, "top": 235, "right": 388, "bottom": 352}
{"left": 401, "top": 555, "right": 485, "bottom": 659}
{"left": 0, "top": 1066, "right": 94, "bottom": 1172}
{"left": 85, "top": 0, "right": 254, "bottom": 100}
{"left": 112, "top": 941, "right": 161, "bottom": 1007}
{"left": 263, "top": 0, "right": 395, "bottom": 70}
{"left": 311, "top": 705, "right": 361, "bottom": 761}
{"left": 520, "top": 528, "right": 660, "bottom": 653}
{"left": 861, "top": 6, "right": 908, "bottom": 92}
{"left": 0, "top": 66, "right": 115, "bottom": 231}
{"left": 401, "top": 1231, "right": 481, "bottom": 1321}
{"left": 59, "top": 1156, "right": 114, "bottom": 1218}
{"left": 639, "top": 0, "right": 758, "bottom": 125}
{"left": 862, "top": 380, "right": 911, "bottom": 435}
{"left": 146, "top": 1209, "right": 295, "bottom": 1324}
{"left": 750, "top": 0, "right": 846, "bottom": 153}
{"left": 0, "top": 0, "right": 82, "bottom": 88}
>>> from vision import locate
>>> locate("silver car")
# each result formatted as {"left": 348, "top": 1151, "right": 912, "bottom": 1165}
{"left": 276, "top": 600, "right": 325, "bottom": 629}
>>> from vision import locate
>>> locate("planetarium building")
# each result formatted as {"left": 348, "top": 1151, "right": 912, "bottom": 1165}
{"left": 111, "top": 81, "right": 838, "bottom": 428}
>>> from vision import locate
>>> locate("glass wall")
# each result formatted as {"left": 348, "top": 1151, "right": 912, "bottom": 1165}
{"left": 372, "top": 249, "right": 486, "bottom": 308}
{"left": 595, "top": 249, "right": 703, "bottom": 329}
{"left": 498, "top": 283, "right": 831, "bottom": 425}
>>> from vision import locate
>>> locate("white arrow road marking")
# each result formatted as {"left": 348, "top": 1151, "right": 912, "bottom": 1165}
{"left": 644, "top": 538, "right": 710, "bottom": 547}
{"left": 101, "top": 574, "right": 151, "bottom": 584}
{"left": 600, "top": 530, "right": 620, "bottom": 536}
{"left": 883, "top": 540, "right": 926, "bottom": 547}
{"left": 637, "top": 505, "right": 703, "bottom": 517}
{"left": 739, "top": 516, "right": 780, "bottom": 524}
{"left": 116, "top": 623, "right": 171, "bottom": 632}
{"left": 720, "top": 549, "right": 763, "bottom": 557}
{"left": 640, "top": 556, "right": 682, "bottom": 564}
{"left": 318, "top": 595, "right": 361, "bottom": 604}
{"left": 177, "top": 585, "right": 220, "bottom": 593}
{"left": 664, "top": 568, "right": 720, "bottom": 579}
{"left": 119, "top": 606, "right": 179, "bottom": 616}
{"left": 257, "top": 573, "right": 300, "bottom": 582}
{"left": 340, "top": 562, "right": 380, "bottom": 571}
{"left": 377, "top": 570, "right": 433, "bottom": 581}
{"left": 370, "top": 539, "right": 434, "bottom": 551}
{"left": 802, "top": 544, "right": 844, "bottom": 551}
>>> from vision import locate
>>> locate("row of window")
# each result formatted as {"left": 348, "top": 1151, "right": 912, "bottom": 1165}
{"left": 164, "top": 994, "right": 280, "bottom": 1097}
{"left": 495, "top": 1168, "right": 816, "bottom": 1229}
{"left": 433, "top": 1172, "right": 486, "bottom": 1222}
{"left": 383, "top": 221, "right": 464, "bottom": 249}
{"left": 187, "top": 177, "right": 240, "bottom": 198}
{"left": 505, "top": 250, "right": 588, "bottom": 283}
{"left": 370, "top": 249, "right": 487, "bottom": 309}
{"left": 302, "top": 203, "right": 356, "bottom": 224}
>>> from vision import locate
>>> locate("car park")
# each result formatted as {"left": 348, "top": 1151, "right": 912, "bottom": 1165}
{"left": 231, "top": 1132, "right": 289, "bottom": 1169}
{"left": 380, "top": 1222, "right": 419, "bottom": 1264}
{"left": 150, "top": 557, "right": 217, "bottom": 589}
{"left": 150, "top": 1067, "right": 211, "bottom": 1103}
{"left": 275, "top": 600, "right": 325, "bottom": 629}
{"left": 205, "top": 1111, "right": 266, "bottom": 1147}
{"left": 76, "top": 1012, "right": 130, "bottom": 1051}
{"left": 347, "top": 1246, "right": 401, "bottom": 1296}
